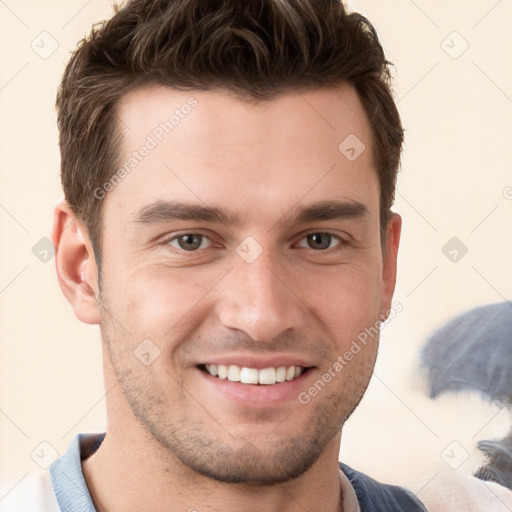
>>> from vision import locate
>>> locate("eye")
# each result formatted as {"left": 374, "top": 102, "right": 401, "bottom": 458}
{"left": 168, "top": 234, "right": 211, "bottom": 251}
{"left": 297, "top": 232, "right": 342, "bottom": 251}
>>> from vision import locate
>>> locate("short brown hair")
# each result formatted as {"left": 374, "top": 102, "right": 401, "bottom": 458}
{"left": 57, "top": 0, "right": 403, "bottom": 263}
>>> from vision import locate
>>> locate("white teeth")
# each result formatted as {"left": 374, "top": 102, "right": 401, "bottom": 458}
{"left": 259, "top": 367, "right": 277, "bottom": 385}
{"left": 227, "top": 365, "right": 241, "bottom": 382}
{"left": 240, "top": 367, "right": 259, "bottom": 384}
{"left": 204, "top": 364, "right": 304, "bottom": 384}
{"left": 276, "top": 366, "right": 286, "bottom": 383}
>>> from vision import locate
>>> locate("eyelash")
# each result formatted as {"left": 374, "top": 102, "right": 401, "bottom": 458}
{"left": 296, "top": 232, "right": 344, "bottom": 251}
{"left": 166, "top": 233, "right": 215, "bottom": 251}
{"left": 163, "top": 231, "right": 347, "bottom": 253}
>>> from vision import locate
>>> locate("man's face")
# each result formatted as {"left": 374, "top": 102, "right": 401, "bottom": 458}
{"left": 96, "top": 84, "right": 399, "bottom": 484}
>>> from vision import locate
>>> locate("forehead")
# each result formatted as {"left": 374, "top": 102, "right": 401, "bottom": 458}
{"left": 108, "top": 84, "right": 378, "bottom": 226}
{"left": 117, "top": 84, "right": 372, "bottom": 156}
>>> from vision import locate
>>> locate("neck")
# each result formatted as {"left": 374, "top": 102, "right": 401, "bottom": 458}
{"left": 82, "top": 421, "right": 344, "bottom": 512}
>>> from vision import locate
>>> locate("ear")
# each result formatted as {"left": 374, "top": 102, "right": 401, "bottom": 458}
{"left": 380, "top": 212, "right": 402, "bottom": 319}
{"left": 52, "top": 201, "right": 101, "bottom": 325}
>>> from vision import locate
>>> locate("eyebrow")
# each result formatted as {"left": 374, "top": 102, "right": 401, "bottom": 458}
{"left": 285, "top": 200, "right": 369, "bottom": 225}
{"left": 134, "top": 201, "right": 241, "bottom": 225}
{"left": 133, "top": 199, "right": 369, "bottom": 227}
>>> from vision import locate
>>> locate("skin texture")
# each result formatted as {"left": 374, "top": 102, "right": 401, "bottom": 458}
{"left": 53, "top": 84, "right": 401, "bottom": 512}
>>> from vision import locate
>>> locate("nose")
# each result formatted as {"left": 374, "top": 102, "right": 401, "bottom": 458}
{"left": 215, "top": 251, "right": 305, "bottom": 343}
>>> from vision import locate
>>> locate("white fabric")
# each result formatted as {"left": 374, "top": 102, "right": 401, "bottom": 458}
{"left": 0, "top": 470, "right": 60, "bottom": 512}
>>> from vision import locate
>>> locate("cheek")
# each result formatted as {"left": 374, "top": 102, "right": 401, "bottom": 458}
{"left": 299, "top": 260, "right": 383, "bottom": 339}
{"left": 120, "top": 266, "right": 221, "bottom": 335}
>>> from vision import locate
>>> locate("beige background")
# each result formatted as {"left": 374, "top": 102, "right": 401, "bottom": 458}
{"left": 1, "top": 0, "right": 511, "bottom": 502}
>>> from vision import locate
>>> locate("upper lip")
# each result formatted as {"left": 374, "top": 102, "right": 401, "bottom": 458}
{"left": 197, "top": 354, "right": 316, "bottom": 370}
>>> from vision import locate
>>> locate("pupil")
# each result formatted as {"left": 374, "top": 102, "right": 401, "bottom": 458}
{"left": 308, "top": 233, "right": 330, "bottom": 250}
{"left": 179, "top": 234, "right": 201, "bottom": 250}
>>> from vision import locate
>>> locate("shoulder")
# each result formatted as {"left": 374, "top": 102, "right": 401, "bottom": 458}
{"left": 0, "top": 470, "right": 60, "bottom": 512}
{"left": 340, "top": 462, "right": 428, "bottom": 511}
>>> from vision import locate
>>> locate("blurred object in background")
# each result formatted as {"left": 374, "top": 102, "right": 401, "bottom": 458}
{"left": 421, "top": 301, "right": 512, "bottom": 490}
{"left": 474, "top": 433, "right": 512, "bottom": 490}
{"left": 422, "top": 302, "right": 512, "bottom": 405}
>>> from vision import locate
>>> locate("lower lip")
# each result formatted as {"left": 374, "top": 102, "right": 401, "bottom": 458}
{"left": 197, "top": 367, "right": 312, "bottom": 408}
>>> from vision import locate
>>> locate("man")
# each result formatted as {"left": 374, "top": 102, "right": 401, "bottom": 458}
{"left": 4, "top": 0, "right": 511, "bottom": 510}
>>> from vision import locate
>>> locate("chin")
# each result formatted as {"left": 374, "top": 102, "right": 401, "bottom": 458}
{"left": 172, "top": 437, "right": 324, "bottom": 485}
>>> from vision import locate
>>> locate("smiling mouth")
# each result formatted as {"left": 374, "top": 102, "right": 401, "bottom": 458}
{"left": 199, "top": 364, "right": 311, "bottom": 385}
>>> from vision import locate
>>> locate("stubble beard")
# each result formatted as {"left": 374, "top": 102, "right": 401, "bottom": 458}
{"left": 99, "top": 295, "right": 377, "bottom": 485}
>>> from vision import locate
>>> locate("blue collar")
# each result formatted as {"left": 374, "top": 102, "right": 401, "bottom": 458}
{"left": 49, "top": 432, "right": 105, "bottom": 512}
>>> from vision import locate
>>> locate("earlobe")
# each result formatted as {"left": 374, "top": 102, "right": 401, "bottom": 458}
{"left": 52, "top": 201, "right": 101, "bottom": 325}
{"left": 380, "top": 212, "right": 402, "bottom": 319}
